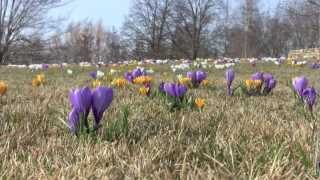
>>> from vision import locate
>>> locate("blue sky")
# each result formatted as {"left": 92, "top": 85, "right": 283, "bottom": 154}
{"left": 52, "top": 0, "right": 279, "bottom": 28}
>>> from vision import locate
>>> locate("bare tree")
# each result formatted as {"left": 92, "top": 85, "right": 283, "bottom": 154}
{"left": 168, "top": 0, "right": 223, "bottom": 60}
{"left": 123, "top": 0, "right": 172, "bottom": 59}
{"left": 0, "top": 0, "right": 67, "bottom": 64}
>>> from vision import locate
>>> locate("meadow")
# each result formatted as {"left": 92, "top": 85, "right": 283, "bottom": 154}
{"left": 0, "top": 62, "right": 320, "bottom": 179}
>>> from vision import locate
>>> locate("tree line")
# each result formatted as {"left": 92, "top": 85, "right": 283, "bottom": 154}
{"left": 1, "top": 0, "right": 320, "bottom": 64}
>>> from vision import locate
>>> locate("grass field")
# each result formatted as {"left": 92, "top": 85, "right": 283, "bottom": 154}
{"left": 0, "top": 63, "right": 320, "bottom": 179}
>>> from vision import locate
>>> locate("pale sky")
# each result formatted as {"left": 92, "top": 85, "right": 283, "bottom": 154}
{"left": 51, "top": 0, "right": 279, "bottom": 29}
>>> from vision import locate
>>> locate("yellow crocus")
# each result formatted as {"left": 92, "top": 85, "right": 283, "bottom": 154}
{"left": 92, "top": 79, "right": 102, "bottom": 88}
{"left": 133, "top": 76, "right": 152, "bottom": 85}
{"left": 139, "top": 86, "right": 150, "bottom": 96}
{"left": 36, "top": 74, "right": 45, "bottom": 83}
{"left": 195, "top": 98, "right": 205, "bottom": 109}
{"left": 245, "top": 79, "right": 262, "bottom": 90}
{"left": 179, "top": 77, "right": 191, "bottom": 86}
{"left": 112, "top": 78, "right": 128, "bottom": 88}
{"left": 0, "top": 81, "right": 8, "bottom": 96}
{"left": 32, "top": 74, "right": 45, "bottom": 87}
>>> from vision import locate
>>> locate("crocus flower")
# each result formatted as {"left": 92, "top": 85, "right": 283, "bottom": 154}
{"left": 262, "top": 73, "right": 277, "bottom": 94}
{"left": 225, "top": 68, "right": 235, "bottom": 96}
{"left": 68, "top": 108, "right": 80, "bottom": 133}
{"left": 132, "top": 68, "right": 143, "bottom": 78}
{"left": 251, "top": 72, "right": 263, "bottom": 81}
{"left": 292, "top": 76, "right": 308, "bottom": 97}
{"left": 32, "top": 74, "right": 46, "bottom": 87}
{"left": 159, "top": 82, "right": 165, "bottom": 93}
{"left": 69, "top": 87, "right": 92, "bottom": 123}
{"left": 0, "top": 81, "right": 8, "bottom": 96}
{"left": 67, "top": 69, "right": 73, "bottom": 75}
{"left": 310, "top": 63, "right": 320, "bottom": 69}
{"left": 262, "top": 73, "right": 273, "bottom": 83}
{"left": 124, "top": 72, "right": 134, "bottom": 83}
{"left": 302, "top": 87, "right": 317, "bottom": 112}
{"left": 92, "top": 87, "right": 113, "bottom": 128}
{"left": 42, "top": 64, "right": 49, "bottom": 70}
{"left": 264, "top": 79, "right": 277, "bottom": 93}
{"left": 187, "top": 70, "right": 207, "bottom": 87}
{"left": 195, "top": 98, "right": 205, "bottom": 109}
{"left": 89, "top": 71, "right": 97, "bottom": 79}
{"left": 96, "top": 70, "right": 105, "bottom": 79}
{"left": 112, "top": 78, "right": 128, "bottom": 88}
{"left": 164, "top": 83, "right": 187, "bottom": 98}
{"left": 139, "top": 85, "right": 150, "bottom": 96}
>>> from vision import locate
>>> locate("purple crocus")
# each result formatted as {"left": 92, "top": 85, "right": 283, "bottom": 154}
{"left": 69, "top": 87, "right": 92, "bottom": 118}
{"left": 251, "top": 72, "right": 263, "bottom": 81}
{"left": 292, "top": 76, "right": 308, "bottom": 97}
{"left": 225, "top": 68, "right": 235, "bottom": 96}
{"left": 89, "top": 71, "right": 97, "bottom": 79}
{"left": 164, "top": 83, "right": 188, "bottom": 98}
{"left": 310, "top": 63, "right": 320, "bottom": 69}
{"left": 159, "top": 82, "right": 165, "bottom": 93}
{"left": 262, "top": 73, "right": 277, "bottom": 94}
{"left": 68, "top": 109, "right": 80, "bottom": 133}
{"left": 132, "top": 68, "right": 146, "bottom": 78}
{"left": 42, "top": 64, "right": 49, "bottom": 70}
{"left": 92, "top": 87, "right": 113, "bottom": 128}
{"left": 187, "top": 70, "right": 207, "bottom": 86}
{"left": 262, "top": 73, "right": 274, "bottom": 83}
{"left": 302, "top": 87, "right": 317, "bottom": 112}
{"left": 124, "top": 72, "right": 134, "bottom": 83}
{"left": 68, "top": 87, "right": 92, "bottom": 132}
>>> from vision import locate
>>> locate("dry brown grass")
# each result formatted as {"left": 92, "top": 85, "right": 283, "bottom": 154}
{"left": 0, "top": 63, "right": 320, "bottom": 179}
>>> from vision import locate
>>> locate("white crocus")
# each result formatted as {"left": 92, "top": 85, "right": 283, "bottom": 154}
{"left": 67, "top": 69, "right": 73, "bottom": 75}
{"left": 96, "top": 70, "right": 105, "bottom": 78}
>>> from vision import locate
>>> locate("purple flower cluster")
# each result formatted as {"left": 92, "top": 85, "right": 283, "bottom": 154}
{"left": 68, "top": 87, "right": 113, "bottom": 133}
{"left": 186, "top": 70, "right": 207, "bottom": 87}
{"left": 292, "top": 76, "right": 317, "bottom": 112}
{"left": 124, "top": 68, "right": 146, "bottom": 83}
{"left": 310, "top": 63, "right": 320, "bottom": 69}
{"left": 251, "top": 72, "right": 277, "bottom": 94}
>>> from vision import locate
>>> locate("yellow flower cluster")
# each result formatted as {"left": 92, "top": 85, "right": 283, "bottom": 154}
{"left": 92, "top": 79, "right": 102, "bottom": 88}
{"left": 133, "top": 76, "right": 152, "bottom": 85}
{"left": 32, "top": 74, "right": 46, "bottom": 87}
{"left": 0, "top": 81, "right": 8, "bottom": 96}
{"left": 179, "top": 77, "right": 191, "bottom": 86}
{"left": 245, "top": 79, "right": 262, "bottom": 90}
{"left": 195, "top": 98, "right": 205, "bottom": 109}
{"left": 139, "top": 86, "right": 150, "bottom": 96}
{"left": 112, "top": 78, "right": 128, "bottom": 88}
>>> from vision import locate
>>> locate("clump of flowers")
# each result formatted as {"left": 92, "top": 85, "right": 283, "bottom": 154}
{"left": 186, "top": 70, "right": 207, "bottom": 88}
{"left": 68, "top": 86, "right": 113, "bottom": 134}
{"left": 0, "top": 81, "right": 8, "bottom": 96}
{"left": 292, "top": 76, "right": 317, "bottom": 113}
{"left": 162, "top": 82, "right": 190, "bottom": 110}
{"left": 133, "top": 76, "right": 152, "bottom": 85}
{"left": 111, "top": 78, "right": 128, "bottom": 88}
{"left": 89, "top": 70, "right": 105, "bottom": 79}
{"left": 124, "top": 68, "right": 146, "bottom": 83}
{"left": 241, "top": 72, "right": 277, "bottom": 96}
{"left": 32, "top": 74, "right": 46, "bottom": 87}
